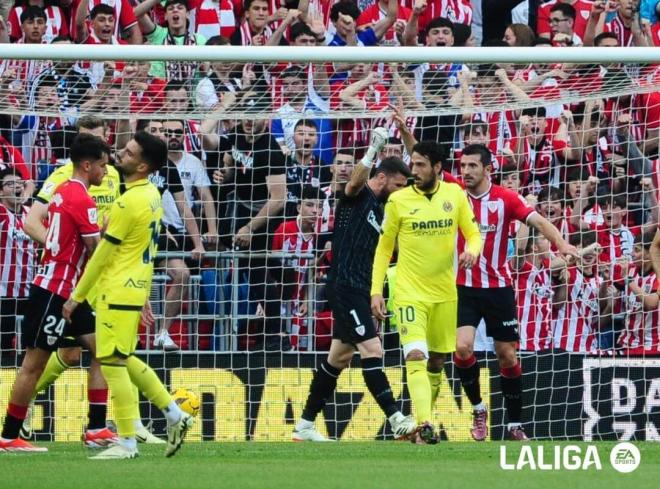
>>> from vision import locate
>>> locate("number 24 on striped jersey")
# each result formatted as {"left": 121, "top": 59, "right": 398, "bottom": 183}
{"left": 45, "top": 212, "right": 61, "bottom": 256}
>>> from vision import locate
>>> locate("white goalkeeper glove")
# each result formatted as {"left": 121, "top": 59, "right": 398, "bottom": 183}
{"left": 360, "top": 127, "right": 389, "bottom": 169}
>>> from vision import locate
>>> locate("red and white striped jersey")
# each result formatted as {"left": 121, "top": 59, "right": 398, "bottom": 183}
{"left": 418, "top": 0, "right": 473, "bottom": 31}
{"left": 457, "top": 183, "right": 536, "bottom": 289}
{"left": 604, "top": 14, "right": 633, "bottom": 47}
{"left": 330, "top": 79, "right": 388, "bottom": 149}
{"left": 8, "top": 5, "right": 69, "bottom": 43}
{"left": 618, "top": 269, "right": 659, "bottom": 349}
{"left": 231, "top": 21, "right": 274, "bottom": 45}
{"left": 272, "top": 218, "right": 316, "bottom": 306}
{"left": 0, "top": 203, "right": 36, "bottom": 298}
{"left": 472, "top": 109, "right": 517, "bottom": 156}
{"left": 71, "top": 0, "right": 138, "bottom": 40}
{"left": 552, "top": 266, "right": 601, "bottom": 352}
{"left": 512, "top": 260, "right": 553, "bottom": 351}
{"left": 0, "top": 137, "right": 31, "bottom": 182}
{"left": 189, "top": 0, "right": 236, "bottom": 40}
{"left": 357, "top": 3, "right": 412, "bottom": 45}
{"left": 518, "top": 119, "right": 568, "bottom": 193}
{"left": 593, "top": 224, "right": 635, "bottom": 264}
{"left": 0, "top": 40, "right": 51, "bottom": 90}
{"left": 33, "top": 179, "right": 99, "bottom": 299}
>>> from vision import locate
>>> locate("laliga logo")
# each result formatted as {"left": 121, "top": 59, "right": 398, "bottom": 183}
{"left": 500, "top": 443, "right": 641, "bottom": 472}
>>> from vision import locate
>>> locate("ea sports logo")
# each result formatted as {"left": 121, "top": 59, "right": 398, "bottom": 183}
{"left": 610, "top": 442, "right": 641, "bottom": 473}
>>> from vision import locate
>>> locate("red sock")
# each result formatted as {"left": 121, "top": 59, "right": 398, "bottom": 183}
{"left": 87, "top": 389, "right": 108, "bottom": 430}
{"left": 7, "top": 403, "right": 28, "bottom": 420}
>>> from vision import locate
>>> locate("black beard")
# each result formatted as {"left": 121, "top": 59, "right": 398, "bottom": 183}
{"left": 416, "top": 176, "right": 437, "bottom": 192}
{"left": 168, "top": 141, "right": 183, "bottom": 151}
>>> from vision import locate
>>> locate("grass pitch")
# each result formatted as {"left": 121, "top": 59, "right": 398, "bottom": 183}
{"left": 1, "top": 441, "right": 658, "bottom": 489}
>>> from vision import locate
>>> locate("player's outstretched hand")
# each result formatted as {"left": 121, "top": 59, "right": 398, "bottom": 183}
{"left": 371, "top": 294, "right": 387, "bottom": 322}
{"left": 62, "top": 299, "right": 80, "bottom": 322}
{"left": 458, "top": 251, "right": 478, "bottom": 269}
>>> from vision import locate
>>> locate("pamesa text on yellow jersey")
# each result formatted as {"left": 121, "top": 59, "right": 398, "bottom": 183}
{"left": 371, "top": 181, "right": 482, "bottom": 303}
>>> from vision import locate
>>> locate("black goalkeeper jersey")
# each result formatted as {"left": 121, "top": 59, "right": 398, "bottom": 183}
{"left": 328, "top": 184, "right": 384, "bottom": 291}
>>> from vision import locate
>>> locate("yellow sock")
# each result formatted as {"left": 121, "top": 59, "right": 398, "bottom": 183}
{"left": 132, "top": 385, "right": 141, "bottom": 425}
{"left": 34, "top": 351, "right": 69, "bottom": 396}
{"left": 406, "top": 360, "right": 432, "bottom": 424}
{"left": 125, "top": 356, "right": 171, "bottom": 411}
{"left": 100, "top": 364, "right": 136, "bottom": 438}
{"left": 428, "top": 371, "right": 443, "bottom": 407}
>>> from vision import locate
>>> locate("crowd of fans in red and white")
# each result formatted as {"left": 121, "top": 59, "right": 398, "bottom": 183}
{"left": 0, "top": 0, "right": 658, "bottom": 355}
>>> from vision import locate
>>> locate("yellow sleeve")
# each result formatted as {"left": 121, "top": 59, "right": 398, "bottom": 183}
{"left": 103, "top": 196, "right": 134, "bottom": 243}
{"left": 71, "top": 238, "right": 116, "bottom": 303}
{"left": 36, "top": 167, "right": 69, "bottom": 203}
{"left": 457, "top": 190, "right": 482, "bottom": 256}
{"left": 370, "top": 198, "right": 401, "bottom": 296}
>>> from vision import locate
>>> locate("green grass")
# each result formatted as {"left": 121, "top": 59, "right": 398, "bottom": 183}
{"left": 1, "top": 442, "right": 658, "bottom": 489}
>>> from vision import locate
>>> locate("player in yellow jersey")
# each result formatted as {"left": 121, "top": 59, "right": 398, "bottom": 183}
{"left": 371, "top": 142, "right": 482, "bottom": 443}
{"left": 63, "top": 131, "right": 193, "bottom": 460}
{"left": 20, "top": 117, "right": 123, "bottom": 447}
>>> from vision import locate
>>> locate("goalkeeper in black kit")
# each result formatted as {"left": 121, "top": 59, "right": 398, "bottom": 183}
{"left": 292, "top": 128, "right": 419, "bottom": 441}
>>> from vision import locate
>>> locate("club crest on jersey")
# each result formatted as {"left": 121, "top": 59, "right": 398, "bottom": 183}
{"left": 443, "top": 201, "right": 453, "bottom": 212}
{"left": 367, "top": 210, "right": 381, "bottom": 234}
{"left": 487, "top": 202, "right": 499, "bottom": 213}
{"left": 87, "top": 208, "right": 98, "bottom": 224}
{"left": 52, "top": 193, "right": 63, "bottom": 207}
{"left": 47, "top": 335, "right": 57, "bottom": 346}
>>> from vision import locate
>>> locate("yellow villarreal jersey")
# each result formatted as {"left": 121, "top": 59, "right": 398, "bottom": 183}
{"left": 372, "top": 182, "right": 481, "bottom": 302}
{"left": 98, "top": 179, "right": 162, "bottom": 306}
{"left": 37, "top": 161, "right": 121, "bottom": 226}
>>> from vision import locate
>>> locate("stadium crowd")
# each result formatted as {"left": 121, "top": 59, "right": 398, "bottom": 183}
{"left": 0, "top": 0, "right": 658, "bottom": 356}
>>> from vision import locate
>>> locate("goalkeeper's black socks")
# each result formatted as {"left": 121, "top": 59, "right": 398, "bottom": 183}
{"left": 361, "top": 357, "right": 398, "bottom": 417}
{"left": 500, "top": 363, "right": 523, "bottom": 423}
{"left": 2, "top": 403, "right": 27, "bottom": 439}
{"left": 453, "top": 353, "right": 482, "bottom": 406}
{"left": 301, "top": 360, "right": 341, "bottom": 422}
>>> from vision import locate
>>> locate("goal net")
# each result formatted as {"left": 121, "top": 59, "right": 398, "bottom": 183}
{"left": 0, "top": 45, "right": 659, "bottom": 442}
